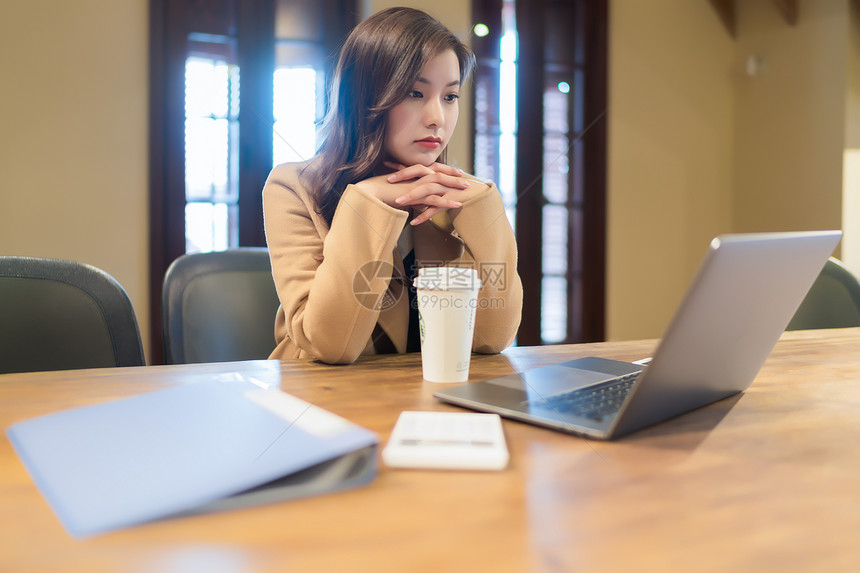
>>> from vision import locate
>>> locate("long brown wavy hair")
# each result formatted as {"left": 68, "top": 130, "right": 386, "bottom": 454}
{"left": 305, "top": 7, "right": 476, "bottom": 226}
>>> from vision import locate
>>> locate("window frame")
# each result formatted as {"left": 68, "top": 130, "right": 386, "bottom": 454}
{"left": 148, "top": 0, "right": 356, "bottom": 361}
{"left": 472, "top": 0, "right": 608, "bottom": 345}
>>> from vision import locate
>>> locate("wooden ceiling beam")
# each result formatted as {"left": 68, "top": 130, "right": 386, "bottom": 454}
{"left": 711, "top": 0, "right": 800, "bottom": 39}
{"left": 709, "top": 0, "right": 736, "bottom": 38}
{"left": 771, "top": 0, "right": 798, "bottom": 26}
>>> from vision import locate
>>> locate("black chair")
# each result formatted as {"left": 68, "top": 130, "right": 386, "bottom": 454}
{"left": 0, "top": 257, "right": 145, "bottom": 374}
{"left": 787, "top": 257, "right": 860, "bottom": 330}
{"left": 162, "top": 248, "right": 280, "bottom": 364}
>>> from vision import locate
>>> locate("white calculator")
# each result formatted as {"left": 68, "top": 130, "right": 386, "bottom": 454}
{"left": 381, "top": 411, "right": 509, "bottom": 471}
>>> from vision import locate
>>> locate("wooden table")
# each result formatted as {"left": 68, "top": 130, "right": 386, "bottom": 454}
{"left": 3, "top": 329, "right": 860, "bottom": 572}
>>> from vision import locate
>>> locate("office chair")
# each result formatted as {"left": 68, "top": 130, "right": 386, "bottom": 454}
{"left": 0, "top": 256, "right": 145, "bottom": 374}
{"left": 162, "top": 247, "right": 280, "bottom": 364}
{"left": 786, "top": 257, "right": 860, "bottom": 330}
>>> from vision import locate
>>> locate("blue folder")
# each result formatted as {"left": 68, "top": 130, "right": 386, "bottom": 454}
{"left": 6, "top": 381, "right": 378, "bottom": 538}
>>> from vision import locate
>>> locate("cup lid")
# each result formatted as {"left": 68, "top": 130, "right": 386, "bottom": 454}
{"left": 413, "top": 267, "right": 482, "bottom": 290}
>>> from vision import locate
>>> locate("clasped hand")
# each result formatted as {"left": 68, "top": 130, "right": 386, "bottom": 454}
{"left": 358, "top": 161, "right": 478, "bottom": 226}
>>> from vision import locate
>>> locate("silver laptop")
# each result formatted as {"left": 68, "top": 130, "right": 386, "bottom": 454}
{"left": 435, "top": 231, "right": 842, "bottom": 439}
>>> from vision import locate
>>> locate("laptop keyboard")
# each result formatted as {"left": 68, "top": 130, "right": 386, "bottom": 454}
{"left": 527, "top": 371, "right": 641, "bottom": 422}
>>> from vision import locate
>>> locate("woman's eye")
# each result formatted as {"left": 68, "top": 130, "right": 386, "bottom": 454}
{"left": 444, "top": 93, "right": 460, "bottom": 103}
{"left": 409, "top": 90, "right": 423, "bottom": 99}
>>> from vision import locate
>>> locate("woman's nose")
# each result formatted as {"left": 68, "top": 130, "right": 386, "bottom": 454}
{"left": 424, "top": 100, "right": 443, "bottom": 128}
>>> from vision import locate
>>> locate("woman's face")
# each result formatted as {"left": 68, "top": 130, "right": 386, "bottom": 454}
{"left": 384, "top": 49, "right": 461, "bottom": 167}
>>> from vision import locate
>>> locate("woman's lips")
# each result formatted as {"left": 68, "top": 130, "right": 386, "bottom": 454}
{"left": 416, "top": 137, "right": 442, "bottom": 149}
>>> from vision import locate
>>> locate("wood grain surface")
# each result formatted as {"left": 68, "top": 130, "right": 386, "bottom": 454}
{"left": 2, "top": 329, "right": 860, "bottom": 572}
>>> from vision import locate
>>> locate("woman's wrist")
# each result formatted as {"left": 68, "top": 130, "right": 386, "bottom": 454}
{"left": 354, "top": 177, "right": 410, "bottom": 210}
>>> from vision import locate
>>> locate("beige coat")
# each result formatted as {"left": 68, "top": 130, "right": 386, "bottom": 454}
{"left": 262, "top": 161, "right": 523, "bottom": 363}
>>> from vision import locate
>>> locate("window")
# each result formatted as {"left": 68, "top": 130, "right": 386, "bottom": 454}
{"left": 184, "top": 40, "right": 240, "bottom": 253}
{"left": 473, "top": 0, "right": 517, "bottom": 228}
{"left": 149, "top": 0, "right": 356, "bottom": 360}
{"left": 472, "top": 0, "right": 607, "bottom": 345}
{"left": 273, "top": 0, "right": 332, "bottom": 166}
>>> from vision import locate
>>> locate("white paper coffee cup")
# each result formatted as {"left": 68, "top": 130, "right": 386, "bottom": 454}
{"left": 413, "top": 267, "right": 482, "bottom": 383}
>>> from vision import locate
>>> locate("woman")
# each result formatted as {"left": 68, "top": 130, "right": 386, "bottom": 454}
{"left": 263, "top": 7, "right": 523, "bottom": 363}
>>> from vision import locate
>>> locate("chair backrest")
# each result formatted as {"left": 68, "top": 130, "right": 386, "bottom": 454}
{"left": 0, "top": 257, "right": 145, "bottom": 374}
{"left": 786, "top": 257, "right": 860, "bottom": 330}
{"left": 162, "top": 248, "right": 280, "bottom": 364}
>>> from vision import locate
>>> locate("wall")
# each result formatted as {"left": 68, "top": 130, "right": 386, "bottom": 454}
{"left": 606, "top": 0, "right": 735, "bottom": 340}
{"left": 842, "top": 1, "right": 860, "bottom": 272}
{"left": 733, "top": 0, "right": 847, "bottom": 235}
{"left": 607, "top": 0, "right": 853, "bottom": 341}
{"left": 0, "top": 1, "right": 151, "bottom": 358}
